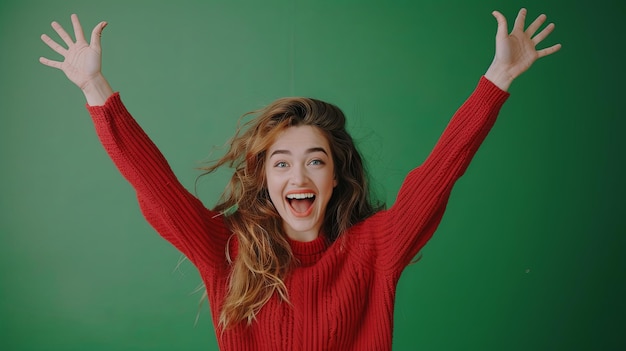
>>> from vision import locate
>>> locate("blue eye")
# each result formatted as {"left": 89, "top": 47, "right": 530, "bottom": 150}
{"left": 275, "top": 161, "right": 288, "bottom": 168}
{"left": 308, "top": 159, "right": 324, "bottom": 166}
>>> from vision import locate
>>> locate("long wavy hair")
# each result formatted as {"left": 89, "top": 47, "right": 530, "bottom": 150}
{"left": 200, "top": 97, "right": 381, "bottom": 329}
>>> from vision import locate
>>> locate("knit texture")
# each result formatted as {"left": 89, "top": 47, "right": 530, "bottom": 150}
{"left": 87, "top": 76, "right": 509, "bottom": 350}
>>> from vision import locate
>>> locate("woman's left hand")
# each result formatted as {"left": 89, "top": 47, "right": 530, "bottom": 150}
{"left": 485, "top": 8, "right": 561, "bottom": 91}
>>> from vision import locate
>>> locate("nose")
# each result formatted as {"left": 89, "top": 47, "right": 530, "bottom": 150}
{"left": 290, "top": 164, "right": 309, "bottom": 186}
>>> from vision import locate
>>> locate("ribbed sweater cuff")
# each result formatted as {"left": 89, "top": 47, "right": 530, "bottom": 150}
{"left": 478, "top": 75, "right": 510, "bottom": 105}
{"left": 86, "top": 92, "right": 124, "bottom": 118}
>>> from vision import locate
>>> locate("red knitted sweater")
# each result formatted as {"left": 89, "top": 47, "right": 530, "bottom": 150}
{"left": 86, "top": 77, "right": 508, "bottom": 350}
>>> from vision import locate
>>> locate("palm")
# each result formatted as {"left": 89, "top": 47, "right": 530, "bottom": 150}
{"left": 40, "top": 14, "right": 107, "bottom": 89}
{"left": 496, "top": 33, "right": 538, "bottom": 78}
{"left": 60, "top": 42, "right": 102, "bottom": 88}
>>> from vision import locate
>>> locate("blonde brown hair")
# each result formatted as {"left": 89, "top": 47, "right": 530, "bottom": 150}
{"left": 201, "top": 97, "right": 380, "bottom": 329}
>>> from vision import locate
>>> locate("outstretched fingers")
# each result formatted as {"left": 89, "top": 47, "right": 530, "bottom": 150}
{"left": 89, "top": 21, "right": 108, "bottom": 51}
{"left": 40, "top": 33, "right": 67, "bottom": 56}
{"left": 532, "top": 22, "right": 556, "bottom": 46}
{"left": 526, "top": 12, "right": 560, "bottom": 56}
{"left": 525, "top": 13, "right": 547, "bottom": 37}
{"left": 509, "top": 8, "right": 561, "bottom": 57}
{"left": 51, "top": 20, "right": 74, "bottom": 48}
{"left": 491, "top": 10, "right": 509, "bottom": 39}
{"left": 512, "top": 8, "right": 527, "bottom": 33}
{"left": 39, "top": 56, "right": 62, "bottom": 69}
{"left": 71, "top": 14, "right": 86, "bottom": 43}
{"left": 537, "top": 43, "right": 562, "bottom": 58}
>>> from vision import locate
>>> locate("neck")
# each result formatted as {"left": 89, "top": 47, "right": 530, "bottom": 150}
{"left": 284, "top": 226, "right": 320, "bottom": 242}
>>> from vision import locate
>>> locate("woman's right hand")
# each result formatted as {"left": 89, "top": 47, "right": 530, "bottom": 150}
{"left": 40, "top": 14, "right": 113, "bottom": 105}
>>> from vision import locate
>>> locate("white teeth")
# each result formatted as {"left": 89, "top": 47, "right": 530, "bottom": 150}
{"left": 286, "top": 193, "right": 315, "bottom": 200}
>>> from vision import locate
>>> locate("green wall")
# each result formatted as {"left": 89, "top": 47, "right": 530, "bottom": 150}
{"left": 1, "top": 0, "right": 624, "bottom": 350}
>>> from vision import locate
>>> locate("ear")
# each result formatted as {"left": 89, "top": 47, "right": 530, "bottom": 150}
{"left": 333, "top": 175, "right": 338, "bottom": 188}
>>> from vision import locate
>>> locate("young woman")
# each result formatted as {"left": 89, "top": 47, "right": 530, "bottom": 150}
{"left": 40, "top": 8, "right": 560, "bottom": 350}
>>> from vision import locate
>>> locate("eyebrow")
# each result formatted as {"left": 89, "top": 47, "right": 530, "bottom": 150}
{"left": 269, "top": 147, "right": 328, "bottom": 158}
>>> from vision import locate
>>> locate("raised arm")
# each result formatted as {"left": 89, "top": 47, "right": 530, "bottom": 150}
{"left": 375, "top": 9, "right": 561, "bottom": 271}
{"left": 39, "top": 15, "right": 230, "bottom": 269}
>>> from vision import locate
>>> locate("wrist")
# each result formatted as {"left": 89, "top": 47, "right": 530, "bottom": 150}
{"left": 81, "top": 74, "right": 114, "bottom": 106}
{"left": 484, "top": 63, "right": 513, "bottom": 92}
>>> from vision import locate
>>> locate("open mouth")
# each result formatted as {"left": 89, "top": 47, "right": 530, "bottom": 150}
{"left": 286, "top": 192, "right": 316, "bottom": 216}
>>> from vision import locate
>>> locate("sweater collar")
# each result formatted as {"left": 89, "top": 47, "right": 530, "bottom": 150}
{"left": 287, "top": 233, "right": 329, "bottom": 267}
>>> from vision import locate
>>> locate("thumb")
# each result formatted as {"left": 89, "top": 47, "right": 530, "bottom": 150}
{"left": 492, "top": 11, "right": 508, "bottom": 39}
{"left": 90, "top": 21, "right": 107, "bottom": 50}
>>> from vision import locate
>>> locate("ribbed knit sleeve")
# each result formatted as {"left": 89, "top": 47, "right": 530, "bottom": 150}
{"left": 372, "top": 77, "right": 510, "bottom": 272}
{"left": 86, "top": 93, "right": 230, "bottom": 270}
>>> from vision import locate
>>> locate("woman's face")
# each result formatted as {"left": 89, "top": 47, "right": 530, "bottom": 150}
{"left": 265, "top": 125, "right": 337, "bottom": 242}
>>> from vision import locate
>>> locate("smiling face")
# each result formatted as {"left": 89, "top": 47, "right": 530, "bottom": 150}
{"left": 265, "top": 125, "right": 337, "bottom": 242}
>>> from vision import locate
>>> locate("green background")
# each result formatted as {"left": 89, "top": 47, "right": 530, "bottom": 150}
{"left": 1, "top": 0, "right": 624, "bottom": 350}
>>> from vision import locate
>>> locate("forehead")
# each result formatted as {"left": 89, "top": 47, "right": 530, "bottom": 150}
{"left": 268, "top": 125, "right": 330, "bottom": 155}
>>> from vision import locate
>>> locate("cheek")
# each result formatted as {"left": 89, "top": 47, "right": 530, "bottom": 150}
{"left": 321, "top": 171, "right": 338, "bottom": 195}
{"left": 265, "top": 174, "right": 282, "bottom": 204}
{"left": 329, "top": 165, "right": 338, "bottom": 189}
